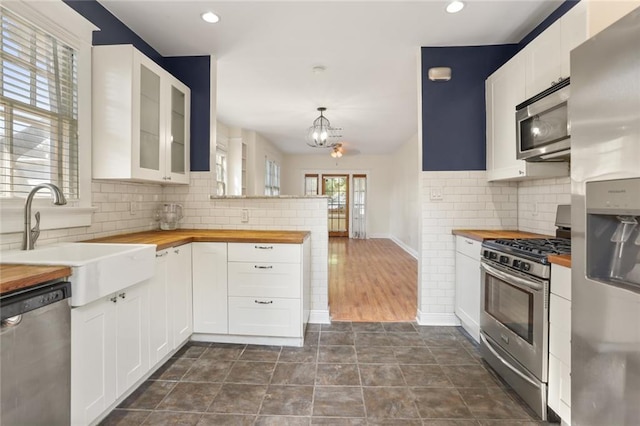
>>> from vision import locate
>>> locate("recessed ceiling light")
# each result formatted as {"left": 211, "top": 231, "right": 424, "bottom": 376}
{"left": 446, "top": 0, "right": 465, "bottom": 13}
{"left": 201, "top": 11, "right": 220, "bottom": 23}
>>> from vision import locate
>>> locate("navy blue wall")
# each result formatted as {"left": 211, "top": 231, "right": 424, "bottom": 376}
{"left": 165, "top": 57, "right": 211, "bottom": 172}
{"left": 63, "top": 0, "right": 211, "bottom": 171}
{"left": 421, "top": 0, "right": 580, "bottom": 171}
{"left": 421, "top": 45, "right": 517, "bottom": 171}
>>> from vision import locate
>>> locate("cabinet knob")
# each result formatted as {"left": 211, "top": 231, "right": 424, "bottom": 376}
{"left": 174, "top": 249, "right": 180, "bottom": 254}
{"left": 110, "top": 296, "right": 118, "bottom": 303}
{"left": 519, "top": 170, "right": 525, "bottom": 175}
{"left": 156, "top": 251, "right": 169, "bottom": 258}
{"left": 254, "top": 300, "right": 273, "bottom": 305}
{"left": 166, "top": 176, "right": 172, "bottom": 181}
{"left": 119, "top": 292, "right": 126, "bottom": 299}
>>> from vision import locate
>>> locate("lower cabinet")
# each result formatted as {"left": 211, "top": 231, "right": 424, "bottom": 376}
{"left": 193, "top": 240, "right": 310, "bottom": 344}
{"left": 71, "top": 281, "right": 149, "bottom": 426}
{"left": 454, "top": 236, "right": 481, "bottom": 343}
{"left": 192, "top": 242, "right": 228, "bottom": 334}
{"left": 548, "top": 263, "right": 572, "bottom": 424}
{"left": 72, "top": 244, "right": 193, "bottom": 426}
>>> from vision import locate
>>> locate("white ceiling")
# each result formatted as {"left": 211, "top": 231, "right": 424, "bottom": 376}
{"left": 98, "top": 0, "right": 562, "bottom": 155}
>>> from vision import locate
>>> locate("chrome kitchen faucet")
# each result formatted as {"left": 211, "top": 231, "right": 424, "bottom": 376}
{"left": 23, "top": 183, "right": 67, "bottom": 250}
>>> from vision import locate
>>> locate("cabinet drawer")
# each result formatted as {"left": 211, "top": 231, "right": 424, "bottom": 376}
{"left": 551, "top": 264, "right": 571, "bottom": 300}
{"left": 456, "top": 236, "right": 481, "bottom": 259}
{"left": 228, "top": 262, "right": 300, "bottom": 298}
{"left": 550, "top": 293, "right": 571, "bottom": 366}
{"left": 228, "top": 243, "right": 301, "bottom": 263}
{"left": 228, "top": 297, "right": 301, "bottom": 337}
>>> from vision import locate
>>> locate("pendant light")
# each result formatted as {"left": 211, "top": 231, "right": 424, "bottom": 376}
{"left": 307, "top": 107, "right": 341, "bottom": 148}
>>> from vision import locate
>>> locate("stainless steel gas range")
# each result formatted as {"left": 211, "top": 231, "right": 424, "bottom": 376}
{"left": 479, "top": 207, "right": 571, "bottom": 420}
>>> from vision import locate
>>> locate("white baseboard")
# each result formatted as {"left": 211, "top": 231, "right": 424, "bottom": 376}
{"left": 309, "top": 310, "right": 331, "bottom": 324}
{"left": 390, "top": 236, "right": 418, "bottom": 259}
{"left": 368, "top": 233, "right": 390, "bottom": 239}
{"left": 416, "top": 310, "right": 461, "bottom": 326}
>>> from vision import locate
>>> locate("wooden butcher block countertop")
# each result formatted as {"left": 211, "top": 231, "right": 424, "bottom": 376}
{"left": 85, "top": 229, "right": 311, "bottom": 251}
{"left": 452, "top": 229, "right": 554, "bottom": 242}
{"left": 1, "top": 264, "right": 72, "bottom": 296}
{"left": 548, "top": 254, "right": 572, "bottom": 268}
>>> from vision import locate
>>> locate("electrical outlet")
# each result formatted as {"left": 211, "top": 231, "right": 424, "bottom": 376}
{"left": 430, "top": 187, "right": 443, "bottom": 201}
{"left": 130, "top": 201, "right": 137, "bottom": 215}
{"left": 241, "top": 209, "right": 249, "bottom": 223}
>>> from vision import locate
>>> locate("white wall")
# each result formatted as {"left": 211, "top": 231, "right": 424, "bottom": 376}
{"left": 518, "top": 176, "right": 571, "bottom": 235}
{"left": 281, "top": 153, "right": 393, "bottom": 238}
{"left": 389, "top": 133, "right": 420, "bottom": 256}
{"left": 418, "top": 170, "right": 518, "bottom": 325}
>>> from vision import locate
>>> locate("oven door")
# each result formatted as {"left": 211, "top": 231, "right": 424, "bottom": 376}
{"left": 480, "top": 260, "right": 549, "bottom": 381}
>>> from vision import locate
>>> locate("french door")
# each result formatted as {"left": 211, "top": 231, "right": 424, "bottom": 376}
{"left": 322, "top": 175, "right": 349, "bottom": 237}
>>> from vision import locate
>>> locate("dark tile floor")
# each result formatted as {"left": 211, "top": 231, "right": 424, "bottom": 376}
{"left": 101, "top": 323, "right": 554, "bottom": 426}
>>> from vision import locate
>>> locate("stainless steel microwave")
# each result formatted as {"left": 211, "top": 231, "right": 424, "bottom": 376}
{"left": 516, "top": 78, "right": 570, "bottom": 161}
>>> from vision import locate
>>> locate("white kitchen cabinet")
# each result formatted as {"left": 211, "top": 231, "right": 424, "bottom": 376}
{"left": 71, "top": 281, "right": 149, "bottom": 426}
{"left": 149, "top": 244, "right": 193, "bottom": 364}
{"left": 92, "top": 44, "right": 190, "bottom": 184}
{"left": 192, "top": 243, "right": 228, "bottom": 334}
{"left": 548, "top": 263, "right": 572, "bottom": 424}
{"left": 227, "top": 241, "right": 309, "bottom": 340}
{"left": 560, "top": 1, "right": 588, "bottom": 79}
{"left": 169, "top": 244, "right": 193, "bottom": 348}
{"left": 454, "top": 236, "right": 481, "bottom": 343}
{"left": 149, "top": 250, "right": 171, "bottom": 365}
{"left": 524, "top": 22, "right": 563, "bottom": 99}
{"left": 485, "top": 56, "right": 568, "bottom": 182}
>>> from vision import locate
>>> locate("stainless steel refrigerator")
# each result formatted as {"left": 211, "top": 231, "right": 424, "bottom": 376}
{"left": 571, "top": 7, "right": 640, "bottom": 426}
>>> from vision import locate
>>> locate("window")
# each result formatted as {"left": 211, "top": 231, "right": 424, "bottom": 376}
{"left": 304, "top": 174, "right": 319, "bottom": 195}
{"left": 0, "top": 1, "right": 95, "bottom": 233}
{"left": 215, "top": 147, "right": 227, "bottom": 195}
{"left": 0, "top": 6, "right": 78, "bottom": 198}
{"left": 264, "top": 158, "right": 280, "bottom": 196}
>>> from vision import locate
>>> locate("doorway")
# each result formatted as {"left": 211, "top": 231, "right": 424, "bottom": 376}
{"left": 322, "top": 175, "right": 348, "bottom": 237}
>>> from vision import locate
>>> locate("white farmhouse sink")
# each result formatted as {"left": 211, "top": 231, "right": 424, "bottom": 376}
{"left": 1, "top": 243, "right": 156, "bottom": 306}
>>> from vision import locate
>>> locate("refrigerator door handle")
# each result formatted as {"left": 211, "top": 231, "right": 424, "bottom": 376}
{"left": 480, "top": 333, "right": 541, "bottom": 389}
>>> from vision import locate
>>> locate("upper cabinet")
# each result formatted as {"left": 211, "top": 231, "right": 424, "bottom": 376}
{"left": 486, "top": 55, "right": 569, "bottom": 181}
{"left": 524, "top": 22, "right": 563, "bottom": 99}
{"left": 93, "top": 45, "right": 190, "bottom": 184}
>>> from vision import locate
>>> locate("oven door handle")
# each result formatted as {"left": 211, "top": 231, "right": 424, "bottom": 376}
{"left": 480, "top": 262, "right": 543, "bottom": 291}
{"left": 480, "top": 333, "right": 542, "bottom": 389}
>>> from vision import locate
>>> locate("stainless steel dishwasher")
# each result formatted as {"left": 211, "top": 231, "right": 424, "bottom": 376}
{"left": 1, "top": 279, "right": 71, "bottom": 425}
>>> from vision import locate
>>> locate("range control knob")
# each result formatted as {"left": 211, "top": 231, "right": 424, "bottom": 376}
{"left": 522, "top": 263, "right": 531, "bottom": 272}
{"left": 513, "top": 259, "right": 521, "bottom": 268}
{"left": 483, "top": 250, "right": 490, "bottom": 259}
{"left": 489, "top": 252, "right": 498, "bottom": 260}
{"left": 499, "top": 256, "right": 509, "bottom": 264}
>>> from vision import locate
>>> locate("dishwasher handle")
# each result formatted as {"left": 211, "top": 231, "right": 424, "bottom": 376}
{"left": 0, "top": 280, "right": 71, "bottom": 321}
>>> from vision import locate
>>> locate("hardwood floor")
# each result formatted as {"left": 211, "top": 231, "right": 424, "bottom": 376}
{"left": 328, "top": 237, "right": 417, "bottom": 322}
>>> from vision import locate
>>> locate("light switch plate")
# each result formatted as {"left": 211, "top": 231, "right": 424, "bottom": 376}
{"left": 241, "top": 209, "right": 249, "bottom": 223}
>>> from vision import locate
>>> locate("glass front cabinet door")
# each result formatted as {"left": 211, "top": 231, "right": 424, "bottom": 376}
{"left": 92, "top": 44, "right": 190, "bottom": 184}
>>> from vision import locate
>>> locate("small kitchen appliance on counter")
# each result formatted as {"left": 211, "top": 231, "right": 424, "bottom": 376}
{"left": 479, "top": 205, "right": 571, "bottom": 420}
{"left": 156, "top": 203, "right": 183, "bottom": 230}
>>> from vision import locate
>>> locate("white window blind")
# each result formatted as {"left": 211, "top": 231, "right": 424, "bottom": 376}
{"left": 0, "top": 6, "right": 78, "bottom": 199}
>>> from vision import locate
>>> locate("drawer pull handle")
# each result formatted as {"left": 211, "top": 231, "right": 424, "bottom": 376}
{"left": 465, "top": 240, "right": 474, "bottom": 245}
{"left": 255, "top": 245, "right": 274, "bottom": 250}
{"left": 254, "top": 265, "right": 273, "bottom": 269}
{"left": 156, "top": 251, "right": 168, "bottom": 258}
{"left": 254, "top": 300, "right": 273, "bottom": 305}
